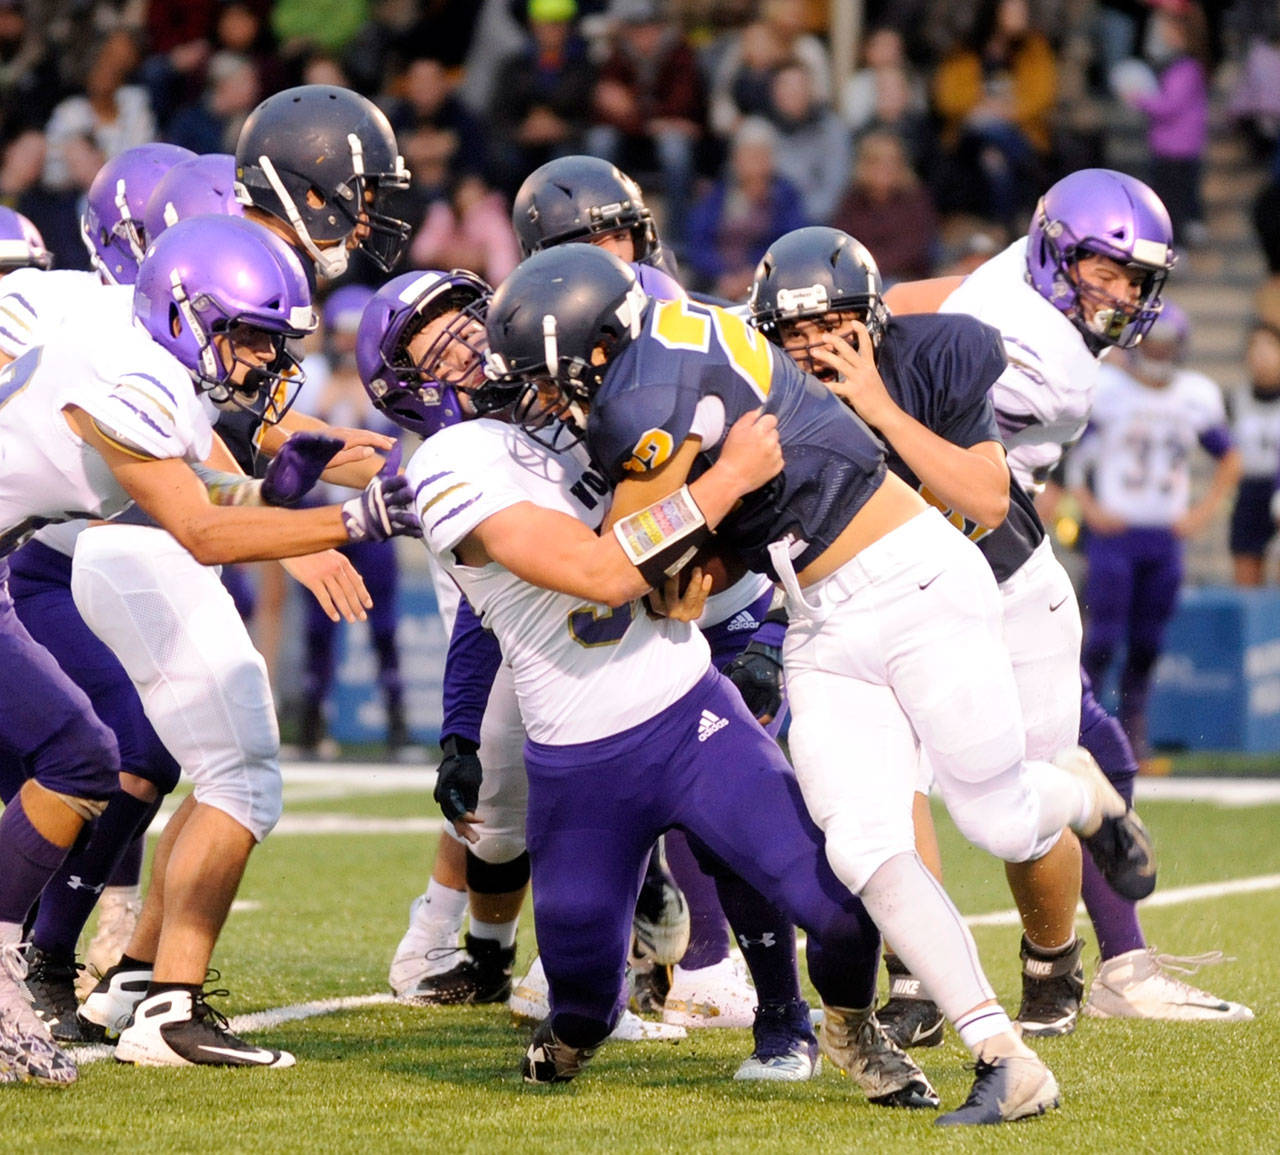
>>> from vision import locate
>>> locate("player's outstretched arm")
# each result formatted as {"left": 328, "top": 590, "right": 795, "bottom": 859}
{"left": 462, "top": 410, "right": 783, "bottom": 606}
{"left": 882, "top": 275, "right": 965, "bottom": 315}
{"left": 68, "top": 406, "right": 418, "bottom": 564}
{"left": 257, "top": 409, "right": 397, "bottom": 488}
{"left": 812, "top": 324, "right": 1011, "bottom": 530}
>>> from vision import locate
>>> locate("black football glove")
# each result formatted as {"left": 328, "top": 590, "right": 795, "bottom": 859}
{"left": 434, "top": 734, "right": 482, "bottom": 824}
{"left": 722, "top": 640, "right": 785, "bottom": 723}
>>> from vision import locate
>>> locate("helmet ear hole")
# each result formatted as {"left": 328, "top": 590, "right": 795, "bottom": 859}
{"left": 169, "top": 302, "right": 182, "bottom": 338}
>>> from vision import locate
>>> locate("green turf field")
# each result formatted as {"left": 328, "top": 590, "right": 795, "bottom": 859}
{"left": 8, "top": 769, "right": 1279, "bottom": 1154}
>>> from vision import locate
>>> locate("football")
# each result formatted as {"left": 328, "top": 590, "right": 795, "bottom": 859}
{"left": 676, "top": 542, "right": 747, "bottom": 596}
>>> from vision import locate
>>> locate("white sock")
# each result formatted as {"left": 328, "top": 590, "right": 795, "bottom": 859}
{"left": 858, "top": 853, "right": 999, "bottom": 1026}
{"left": 422, "top": 878, "right": 468, "bottom": 927}
{"left": 469, "top": 916, "right": 518, "bottom": 949}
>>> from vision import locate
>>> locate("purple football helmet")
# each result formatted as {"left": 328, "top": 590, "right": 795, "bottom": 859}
{"left": 142, "top": 153, "right": 244, "bottom": 244}
{"left": 81, "top": 142, "right": 197, "bottom": 285}
{"left": 356, "top": 269, "right": 492, "bottom": 439}
{"left": 1025, "top": 168, "right": 1176, "bottom": 349}
{"left": 0, "top": 207, "right": 52, "bottom": 271}
{"left": 133, "top": 215, "right": 316, "bottom": 423}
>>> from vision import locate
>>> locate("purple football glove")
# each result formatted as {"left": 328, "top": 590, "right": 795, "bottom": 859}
{"left": 261, "top": 432, "right": 345, "bottom": 506}
{"left": 340, "top": 443, "right": 421, "bottom": 542}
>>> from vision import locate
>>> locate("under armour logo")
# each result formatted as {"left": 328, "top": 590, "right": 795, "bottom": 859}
{"left": 66, "top": 875, "right": 104, "bottom": 894}
{"left": 736, "top": 932, "right": 776, "bottom": 949}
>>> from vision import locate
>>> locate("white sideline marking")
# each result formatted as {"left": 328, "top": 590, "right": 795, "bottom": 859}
{"left": 965, "top": 873, "right": 1280, "bottom": 927}
{"left": 76, "top": 994, "right": 396, "bottom": 1066}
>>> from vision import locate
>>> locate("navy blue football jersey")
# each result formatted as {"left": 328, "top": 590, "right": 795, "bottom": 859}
{"left": 588, "top": 296, "right": 887, "bottom": 578}
{"left": 876, "top": 314, "right": 1046, "bottom": 583}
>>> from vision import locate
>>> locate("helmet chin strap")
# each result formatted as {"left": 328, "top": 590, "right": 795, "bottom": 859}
{"left": 254, "top": 153, "right": 350, "bottom": 279}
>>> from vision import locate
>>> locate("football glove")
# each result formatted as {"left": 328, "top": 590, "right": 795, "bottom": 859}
{"left": 434, "top": 734, "right": 483, "bottom": 824}
{"left": 340, "top": 444, "right": 421, "bottom": 542}
{"left": 261, "top": 432, "right": 344, "bottom": 506}
{"left": 723, "top": 640, "right": 784, "bottom": 723}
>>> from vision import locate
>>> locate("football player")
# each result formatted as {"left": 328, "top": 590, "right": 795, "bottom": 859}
{"left": 747, "top": 225, "right": 1120, "bottom": 1042}
{"left": 372, "top": 266, "right": 948, "bottom": 1110}
{"left": 364, "top": 269, "right": 932, "bottom": 1096}
{"left": 1068, "top": 305, "right": 1241, "bottom": 775}
{"left": 484, "top": 243, "right": 1158, "bottom": 1124}
{"left": 0, "top": 214, "right": 417, "bottom": 1084}
{"left": 886, "top": 168, "right": 1252, "bottom": 1023}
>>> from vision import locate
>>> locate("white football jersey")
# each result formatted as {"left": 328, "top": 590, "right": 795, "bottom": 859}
{"left": 941, "top": 239, "right": 1104, "bottom": 492}
{"left": 1071, "top": 364, "right": 1229, "bottom": 526}
{"left": 407, "top": 419, "right": 710, "bottom": 745}
{"left": 0, "top": 303, "right": 212, "bottom": 556}
{"left": 1229, "top": 384, "right": 1280, "bottom": 480}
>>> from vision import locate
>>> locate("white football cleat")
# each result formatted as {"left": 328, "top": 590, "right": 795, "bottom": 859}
{"left": 1084, "top": 948, "right": 1254, "bottom": 1022}
{"left": 388, "top": 892, "right": 465, "bottom": 997}
{"left": 115, "top": 989, "right": 294, "bottom": 1068}
{"left": 77, "top": 961, "right": 153, "bottom": 1042}
{"left": 661, "top": 957, "right": 756, "bottom": 1029}
{"left": 78, "top": 884, "right": 142, "bottom": 999}
{"left": 0, "top": 943, "right": 77, "bottom": 1085}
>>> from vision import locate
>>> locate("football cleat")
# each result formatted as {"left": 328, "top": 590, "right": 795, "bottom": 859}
{"left": 0, "top": 942, "right": 77, "bottom": 1085}
{"left": 23, "top": 947, "right": 91, "bottom": 1044}
{"left": 396, "top": 933, "right": 514, "bottom": 1006}
{"left": 77, "top": 961, "right": 152, "bottom": 1042}
{"left": 877, "top": 956, "right": 945, "bottom": 1048}
{"left": 631, "top": 848, "right": 690, "bottom": 967}
{"left": 1084, "top": 948, "right": 1254, "bottom": 1022}
{"left": 115, "top": 988, "right": 295, "bottom": 1068}
{"left": 1015, "top": 935, "right": 1084, "bottom": 1037}
{"left": 521, "top": 1019, "right": 598, "bottom": 1085}
{"left": 78, "top": 883, "right": 142, "bottom": 999}
{"left": 628, "top": 954, "right": 671, "bottom": 1014}
{"left": 935, "top": 1055, "right": 1060, "bottom": 1126}
{"left": 819, "top": 1004, "right": 939, "bottom": 1108}
{"left": 388, "top": 892, "right": 465, "bottom": 997}
{"left": 661, "top": 956, "right": 756, "bottom": 1029}
{"left": 735, "top": 999, "right": 820, "bottom": 1082}
{"left": 1057, "top": 745, "right": 1157, "bottom": 901}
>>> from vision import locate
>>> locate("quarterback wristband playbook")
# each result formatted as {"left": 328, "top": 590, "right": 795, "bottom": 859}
{"left": 612, "top": 485, "right": 710, "bottom": 588}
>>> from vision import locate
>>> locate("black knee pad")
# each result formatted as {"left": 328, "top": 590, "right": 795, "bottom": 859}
{"left": 465, "top": 848, "right": 530, "bottom": 895}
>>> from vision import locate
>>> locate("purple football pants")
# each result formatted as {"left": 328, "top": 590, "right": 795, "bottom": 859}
{"left": 524, "top": 667, "right": 880, "bottom": 1047}
{"left": 1081, "top": 526, "right": 1183, "bottom": 757}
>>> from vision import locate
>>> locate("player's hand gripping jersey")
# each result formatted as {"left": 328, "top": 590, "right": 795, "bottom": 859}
{"left": 0, "top": 306, "right": 214, "bottom": 555}
{"left": 588, "top": 297, "right": 886, "bottom": 578}
{"left": 407, "top": 418, "right": 710, "bottom": 745}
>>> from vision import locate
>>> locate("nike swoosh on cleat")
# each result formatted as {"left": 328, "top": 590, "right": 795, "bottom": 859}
{"left": 196, "top": 1044, "right": 281, "bottom": 1064}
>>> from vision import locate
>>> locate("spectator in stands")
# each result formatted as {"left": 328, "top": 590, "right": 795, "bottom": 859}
{"left": 1068, "top": 304, "right": 1242, "bottom": 759}
{"left": 830, "top": 128, "right": 937, "bottom": 283}
{"left": 22, "top": 130, "right": 102, "bottom": 270}
{"left": 386, "top": 53, "right": 490, "bottom": 194}
{"left": 931, "top": 0, "right": 1057, "bottom": 225}
{"left": 43, "top": 29, "right": 155, "bottom": 191}
{"left": 683, "top": 116, "right": 808, "bottom": 300}
{"left": 762, "top": 57, "right": 850, "bottom": 225}
{"left": 167, "top": 51, "right": 260, "bottom": 155}
{"left": 585, "top": 0, "right": 705, "bottom": 246}
{"left": 273, "top": 0, "right": 370, "bottom": 60}
{"left": 486, "top": 0, "right": 595, "bottom": 196}
{"left": 409, "top": 171, "right": 520, "bottom": 283}
{"left": 1123, "top": 0, "right": 1211, "bottom": 248}
{"left": 839, "top": 25, "right": 925, "bottom": 137}
{"left": 1229, "top": 321, "right": 1280, "bottom": 586}
{"left": 707, "top": 0, "right": 829, "bottom": 140}
{"left": 1227, "top": 20, "right": 1280, "bottom": 160}
{"left": 0, "top": 0, "right": 61, "bottom": 137}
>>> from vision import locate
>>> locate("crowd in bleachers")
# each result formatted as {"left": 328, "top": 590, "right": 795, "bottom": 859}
{"left": 0, "top": 0, "right": 1269, "bottom": 295}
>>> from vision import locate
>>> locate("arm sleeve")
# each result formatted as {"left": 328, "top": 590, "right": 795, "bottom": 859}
{"left": 440, "top": 598, "right": 503, "bottom": 746}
